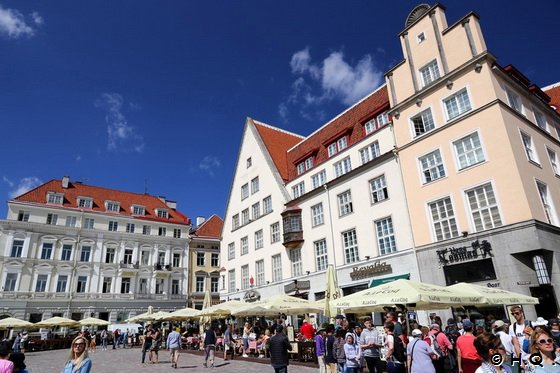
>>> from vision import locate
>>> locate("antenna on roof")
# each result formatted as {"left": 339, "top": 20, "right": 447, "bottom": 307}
{"left": 144, "top": 178, "right": 148, "bottom": 195}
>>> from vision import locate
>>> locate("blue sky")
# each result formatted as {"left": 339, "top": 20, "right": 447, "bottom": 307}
{"left": 1, "top": 1, "right": 558, "bottom": 222}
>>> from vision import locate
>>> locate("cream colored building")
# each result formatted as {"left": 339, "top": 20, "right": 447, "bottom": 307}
{"left": 386, "top": 4, "right": 560, "bottom": 319}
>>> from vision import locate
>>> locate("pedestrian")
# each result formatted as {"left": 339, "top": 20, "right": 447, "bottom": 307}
{"left": 428, "top": 323, "right": 453, "bottom": 373}
{"left": 122, "top": 329, "right": 128, "bottom": 349}
{"left": 12, "top": 333, "right": 21, "bottom": 353}
{"left": 20, "top": 332, "right": 28, "bottom": 354}
{"left": 360, "top": 317, "right": 383, "bottom": 373}
{"left": 150, "top": 327, "right": 162, "bottom": 364}
{"left": 344, "top": 333, "right": 362, "bottom": 373}
{"left": 324, "top": 326, "right": 337, "bottom": 373}
{"left": 456, "top": 319, "right": 481, "bottom": 373}
{"left": 112, "top": 329, "right": 119, "bottom": 349}
{"left": 508, "top": 305, "right": 531, "bottom": 372}
{"left": 0, "top": 344, "right": 14, "bottom": 373}
{"left": 89, "top": 333, "right": 96, "bottom": 353}
{"left": 62, "top": 336, "right": 92, "bottom": 373}
{"left": 269, "top": 324, "right": 292, "bottom": 373}
{"left": 473, "top": 333, "right": 511, "bottom": 373}
{"left": 333, "top": 328, "right": 347, "bottom": 373}
{"left": 203, "top": 324, "right": 216, "bottom": 368}
{"left": 223, "top": 324, "right": 233, "bottom": 361}
{"left": 407, "top": 328, "right": 436, "bottom": 373}
{"left": 335, "top": 315, "right": 345, "bottom": 331}
{"left": 315, "top": 328, "right": 327, "bottom": 373}
{"left": 242, "top": 322, "right": 252, "bottom": 358}
{"left": 167, "top": 327, "right": 182, "bottom": 369}
{"left": 527, "top": 328, "right": 558, "bottom": 372}
{"left": 101, "top": 330, "right": 108, "bottom": 350}
{"left": 141, "top": 326, "right": 154, "bottom": 364}
{"left": 8, "top": 352, "right": 28, "bottom": 373}
{"left": 386, "top": 312, "right": 406, "bottom": 345}
{"left": 384, "top": 322, "right": 406, "bottom": 373}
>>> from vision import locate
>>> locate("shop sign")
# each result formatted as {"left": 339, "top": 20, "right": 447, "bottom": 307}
{"left": 284, "top": 280, "right": 310, "bottom": 293}
{"left": 243, "top": 290, "right": 261, "bottom": 303}
{"left": 350, "top": 261, "right": 392, "bottom": 281}
{"left": 436, "top": 239, "right": 493, "bottom": 266}
{"left": 487, "top": 282, "right": 500, "bottom": 288}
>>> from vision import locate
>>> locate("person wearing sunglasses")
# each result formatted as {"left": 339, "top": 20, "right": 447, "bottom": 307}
{"left": 508, "top": 306, "right": 531, "bottom": 372}
{"left": 62, "top": 336, "right": 92, "bottom": 373}
{"left": 473, "top": 333, "right": 512, "bottom": 373}
{"left": 527, "top": 329, "right": 559, "bottom": 372}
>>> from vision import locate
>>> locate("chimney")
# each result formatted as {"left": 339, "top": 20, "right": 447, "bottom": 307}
{"left": 62, "top": 176, "right": 70, "bottom": 189}
{"left": 165, "top": 200, "right": 177, "bottom": 209}
{"left": 196, "top": 216, "right": 206, "bottom": 227}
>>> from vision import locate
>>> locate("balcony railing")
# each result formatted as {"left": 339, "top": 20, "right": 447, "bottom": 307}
{"left": 0, "top": 291, "right": 186, "bottom": 301}
{"left": 154, "top": 263, "right": 172, "bottom": 271}
{"left": 119, "top": 262, "right": 139, "bottom": 269}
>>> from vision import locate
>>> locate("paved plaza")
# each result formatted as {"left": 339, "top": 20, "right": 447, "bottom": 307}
{"left": 24, "top": 347, "right": 319, "bottom": 373}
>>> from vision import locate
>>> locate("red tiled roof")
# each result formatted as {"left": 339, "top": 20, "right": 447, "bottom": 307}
{"left": 193, "top": 214, "right": 223, "bottom": 239}
{"left": 543, "top": 82, "right": 560, "bottom": 114}
{"left": 14, "top": 179, "right": 191, "bottom": 225}
{"left": 252, "top": 121, "right": 304, "bottom": 181}
{"left": 286, "top": 85, "right": 390, "bottom": 180}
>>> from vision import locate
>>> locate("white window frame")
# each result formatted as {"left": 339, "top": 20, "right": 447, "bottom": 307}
{"left": 241, "top": 209, "right": 249, "bottom": 225}
{"left": 232, "top": 214, "right": 240, "bottom": 229}
{"left": 46, "top": 213, "right": 58, "bottom": 225}
{"left": 297, "top": 162, "right": 305, "bottom": 175}
{"left": 359, "top": 141, "right": 380, "bottom": 164}
{"left": 327, "top": 136, "right": 348, "bottom": 157}
{"left": 334, "top": 156, "right": 352, "bottom": 178}
{"left": 241, "top": 265, "right": 249, "bottom": 290}
{"left": 428, "top": 196, "right": 459, "bottom": 241}
{"left": 35, "top": 274, "right": 48, "bottom": 292}
{"left": 252, "top": 202, "right": 261, "bottom": 220}
{"left": 464, "top": 181, "right": 503, "bottom": 232}
{"left": 255, "top": 229, "right": 263, "bottom": 250}
{"left": 443, "top": 87, "right": 472, "bottom": 121}
{"left": 292, "top": 182, "right": 305, "bottom": 199}
{"left": 131, "top": 205, "right": 145, "bottom": 215}
{"left": 17, "top": 210, "right": 29, "bottom": 222}
{"left": 505, "top": 87, "right": 523, "bottom": 114}
{"left": 106, "top": 200, "right": 120, "bottom": 212}
{"left": 342, "top": 229, "right": 359, "bottom": 264}
{"left": 47, "top": 192, "right": 64, "bottom": 205}
{"left": 241, "top": 183, "right": 249, "bottom": 200}
{"left": 311, "top": 203, "right": 324, "bottom": 227}
{"left": 377, "top": 111, "right": 390, "bottom": 127}
{"left": 271, "top": 254, "right": 282, "bottom": 282}
{"left": 364, "top": 118, "right": 376, "bottom": 135}
{"left": 419, "top": 59, "right": 440, "bottom": 87}
{"left": 290, "top": 248, "right": 303, "bottom": 277}
{"left": 228, "top": 242, "right": 235, "bottom": 260}
{"left": 228, "top": 269, "right": 236, "bottom": 293}
{"left": 536, "top": 180, "right": 558, "bottom": 225}
{"left": 156, "top": 209, "right": 168, "bottom": 219}
{"left": 83, "top": 218, "right": 94, "bottom": 229}
{"left": 77, "top": 197, "right": 92, "bottom": 209}
{"left": 410, "top": 108, "right": 435, "bottom": 138}
{"left": 337, "top": 190, "right": 353, "bottom": 216}
{"left": 108, "top": 221, "right": 118, "bottom": 232}
{"left": 453, "top": 131, "right": 486, "bottom": 170}
{"left": 126, "top": 223, "right": 135, "bottom": 233}
{"left": 263, "top": 196, "right": 272, "bottom": 214}
{"left": 533, "top": 109, "right": 548, "bottom": 132}
{"left": 241, "top": 236, "right": 248, "bottom": 256}
{"left": 375, "top": 217, "right": 396, "bottom": 255}
{"left": 314, "top": 239, "right": 328, "bottom": 271}
{"left": 546, "top": 147, "right": 559, "bottom": 176}
{"left": 520, "top": 130, "right": 539, "bottom": 164}
{"left": 255, "top": 259, "right": 265, "bottom": 286}
{"left": 251, "top": 176, "right": 260, "bottom": 194}
{"left": 311, "top": 170, "right": 327, "bottom": 189}
{"left": 65, "top": 216, "right": 77, "bottom": 227}
{"left": 270, "top": 222, "right": 281, "bottom": 243}
{"left": 419, "top": 149, "right": 446, "bottom": 184}
{"left": 370, "top": 175, "right": 388, "bottom": 204}
{"left": 417, "top": 32, "right": 426, "bottom": 43}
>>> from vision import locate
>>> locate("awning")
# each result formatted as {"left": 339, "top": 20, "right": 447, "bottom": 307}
{"left": 369, "top": 273, "right": 410, "bottom": 288}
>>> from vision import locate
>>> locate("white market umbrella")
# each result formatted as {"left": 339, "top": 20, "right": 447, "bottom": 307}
{"left": 197, "top": 300, "right": 245, "bottom": 318}
{"left": 232, "top": 294, "right": 322, "bottom": 317}
{"left": 157, "top": 307, "right": 199, "bottom": 321}
{"left": 447, "top": 282, "right": 539, "bottom": 306}
{"left": 79, "top": 317, "right": 111, "bottom": 326}
{"left": 0, "top": 317, "right": 35, "bottom": 329}
{"left": 34, "top": 316, "right": 80, "bottom": 328}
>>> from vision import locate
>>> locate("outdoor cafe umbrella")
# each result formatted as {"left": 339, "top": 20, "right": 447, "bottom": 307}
{"left": 0, "top": 317, "right": 35, "bottom": 329}
{"left": 232, "top": 294, "right": 323, "bottom": 317}
{"left": 196, "top": 300, "right": 245, "bottom": 318}
{"left": 127, "top": 311, "right": 169, "bottom": 323}
{"left": 78, "top": 317, "right": 111, "bottom": 327}
{"left": 323, "top": 264, "right": 341, "bottom": 319}
{"left": 156, "top": 307, "right": 199, "bottom": 321}
{"left": 447, "top": 282, "right": 539, "bottom": 306}
{"left": 334, "top": 278, "right": 475, "bottom": 312}
{"left": 34, "top": 316, "right": 80, "bottom": 328}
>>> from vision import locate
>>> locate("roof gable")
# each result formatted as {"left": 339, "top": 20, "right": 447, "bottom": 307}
{"left": 193, "top": 214, "right": 223, "bottom": 239}
{"left": 543, "top": 82, "right": 560, "bottom": 114}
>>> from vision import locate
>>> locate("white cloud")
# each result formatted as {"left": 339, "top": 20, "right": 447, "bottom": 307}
{"left": 31, "top": 11, "right": 43, "bottom": 25}
{"left": 94, "top": 93, "right": 145, "bottom": 152}
{"left": 2, "top": 176, "right": 14, "bottom": 187}
{"left": 198, "top": 155, "right": 221, "bottom": 176}
{"left": 0, "top": 5, "right": 39, "bottom": 38}
{"left": 280, "top": 47, "right": 384, "bottom": 120}
{"left": 75, "top": 155, "right": 82, "bottom": 161}
{"left": 7, "top": 176, "right": 42, "bottom": 198}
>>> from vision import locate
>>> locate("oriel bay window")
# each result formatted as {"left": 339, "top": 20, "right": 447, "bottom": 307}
{"left": 281, "top": 208, "right": 303, "bottom": 248}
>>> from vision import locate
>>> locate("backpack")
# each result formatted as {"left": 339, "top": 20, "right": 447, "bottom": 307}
{"left": 393, "top": 335, "right": 406, "bottom": 362}
{"left": 429, "top": 332, "right": 444, "bottom": 359}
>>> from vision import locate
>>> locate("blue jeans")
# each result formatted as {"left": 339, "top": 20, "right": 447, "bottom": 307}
{"left": 387, "top": 360, "right": 406, "bottom": 373}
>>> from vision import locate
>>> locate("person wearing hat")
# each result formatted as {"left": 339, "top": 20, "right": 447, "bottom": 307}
{"left": 269, "top": 325, "right": 292, "bottom": 373}
{"left": 493, "top": 320, "right": 514, "bottom": 367}
{"left": 166, "top": 326, "right": 182, "bottom": 369}
{"left": 335, "top": 315, "right": 345, "bottom": 331}
{"left": 456, "top": 319, "right": 481, "bottom": 373}
{"left": 428, "top": 323, "right": 453, "bottom": 373}
{"left": 549, "top": 319, "right": 560, "bottom": 348}
{"left": 315, "top": 328, "right": 327, "bottom": 373}
{"left": 407, "top": 329, "right": 436, "bottom": 373}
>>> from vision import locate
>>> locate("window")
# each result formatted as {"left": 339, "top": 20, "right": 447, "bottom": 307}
{"left": 173, "top": 253, "right": 181, "bottom": 267}
{"left": 197, "top": 252, "right": 205, "bottom": 266}
{"left": 252, "top": 202, "right": 261, "bottom": 220}
{"left": 155, "top": 278, "right": 164, "bottom": 294}
{"left": 520, "top": 132, "right": 538, "bottom": 163}
{"left": 108, "top": 221, "right": 118, "bottom": 232}
{"left": 241, "top": 209, "right": 249, "bottom": 225}
{"left": 106, "top": 201, "right": 120, "bottom": 212}
{"left": 173, "top": 228, "right": 181, "bottom": 238}
{"left": 126, "top": 223, "right": 135, "bottom": 233}
{"left": 228, "top": 269, "right": 236, "bottom": 293}
{"left": 342, "top": 229, "right": 359, "bottom": 264}
{"left": 241, "top": 236, "right": 249, "bottom": 255}
{"left": 228, "top": 242, "right": 235, "bottom": 260}
{"left": 211, "top": 277, "right": 219, "bottom": 292}
{"left": 156, "top": 209, "right": 168, "bottom": 218}
{"left": 132, "top": 205, "right": 145, "bottom": 215}
{"left": 297, "top": 157, "right": 314, "bottom": 174}
{"left": 429, "top": 197, "right": 459, "bottom": 241}
{"left": 172, "top": 279, "right": 180, "bottom": 294}
{"left": 283, "top": 214, "right": 302, "bottom": 233}
{"left": 338, "top": 190, "right": 353, "bottom": 216}
{"left": 255, "top": 229, "right": 263, "bottom": 249}
{"left": 417, "top": 32, "right": 426, "bottom": 43}
{"left": 123, "top": 249, "right": 133, "bottom": 264}
{"left": 465, "top": 183, "right": 503, "bottom": 231}
{"left": 10, "top": 239, "right": 24, "bottom": 257}
{"left": 534, "top": 110, "right": 548, "bottom": 131}
{"left": 247, "top": 157, "right": 252, "bottom": 168}
{"left": 370, "top": 175, "right": 388, "bottom": 203}
{"left": 376, "top": 217, "right": 396, "bottom": 255}
{"left": 158, "top": 227, "right": 166, "bottom": 236}
{"left": 138, "top": 278, "right": 147, "bottom": 294}
{"left": 411, "top": 108, "right": 435, "bottom": 137}
{"left": 311, "top": 203, "right": 324, "bottom": 227}
{"left": 305, "top": 157, "right": 314, "bottom": 170}
{"left": 4, "top": 273, "right": 17, "bottom": 291}
{"left": 61, "top": 244, "right": 72, "bottom": 261}
{"left": 40, "top": 243, "right": 53, "bottom": 260}
{"left": 17, "top": 210, "right": 29, "bottom": 222}
{"left": 444, "top": 88, "right": 472, "bottom": 120}
{"left": 419, "top": 150, "right": 445, "bottom": 183}
{"left": 211, "top": 253, "right": 219, "bottom": 267}
{"left": 142, "top": 225, "right": 151, "bottom": 235}
{"left": 364, "top": 119, "right": 376, "bottom": 135}
{"left": 241, "top": 183, "right": 249, "bottom": 200}
{"left": 297, "top": 162, "right": 305, "bottom": 175}
{"left": 46, "top": 213, "right": 58, "bottom": 225}
{"left": 65, "top": 216, "right": 76, "bottom": 227}
{"left": 536, "top": 181, "right": 557, "bottom": 225}
{"left": 120, "top": 278, "right": 131, "bottom": 293}
{"left": 251, "top": 177, "right": 260, "bottom": 194}
{"left": 80, "top": 246, "right": 91, "bottom": 262}
{"left": 256, "top": 260, "right": 265, "bottom": 286}
{"left": 77, "top": 197, "right": 92, "bottom": 208}
{"left": 232, "top": 214, "right": 240, "bottom": 229}
{"left": 105, "top": 247, "right": 115, "bottom": 263}
{"left": 292, "top": 182, "right": 305, "bottom": 198}
{"left": 263, "top": 196, "right": 272, "bottom": 214}
{"left": 271, "top": 254, "right": 282, "bottom": 282}
{"left": 420, "top": 59, "right": 440, "bottom": 87}
{"left": 327, "top": 137, "right": 348, "bottom": 157}
{"left": 83, "top": 218, "right": 94, "bottom": 229}
{"left": 290, "top": 248, "right": 303, "bottom": 277}
{"left": 360, "top": 142, "right": 380, "bottom": 164}
{"left": 56, "top": 275, "right": 68, "bottom": 293}
{"left": 506, "top": 88, "right": 523, "bottom": 114}
{"left": 76, "top": 276, "right": 87, "bottom": 293}
{"left": 311, "top": 170, "right": 327, "bottom": 189}
{"left": 270, "top": 222, "right": 281, "bottom": 243}
{"left": 547, "top": 148, "right": 559, "bottom": 175}
{"left": 334, "top": 157, "right": 352, "bottom": 177}
{"left": 141, "top": 250, "right": 150, "bottom": 265}
{"left": 241, "top": 265, "right": 249, "bottom": 290}
{"left": 47, "top": 192, "right": 64, "bottom": 205}
{"left": 36, "top": 274, "right": 48, "bottom": 292}
{"left": 314, "top": 239, "right": 328, "bottom": 271}
{"left": 454, "top": 132, "right": 485, "bottom": 169}
{"left": 378, "top": 112, "right": 390, "bottom": 127}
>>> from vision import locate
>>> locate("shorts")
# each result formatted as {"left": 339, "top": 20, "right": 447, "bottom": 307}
{"left": 170, "top": 347, "right": 180, "bottom": 359}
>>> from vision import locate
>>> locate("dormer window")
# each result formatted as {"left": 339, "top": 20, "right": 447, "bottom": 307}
{"left": 327, "top": 137, "right": 348, "bottom": 157}
{"left": 296, "top": 156, "right": 314, "bottom": 175}
{"left": 156, "top": 209, "right": 168, "bottom": 219}
{"left": 106, "top": 201, "right": 120, "bottom": 212}
{"left": 47, "top": 192, "right": 64, "bottom": 205}
{"left": 364, "top": 112, "right": 389, "bottom": 135}
{"left": 131, "top": 205, "right": 145, "bottom": 215}
{"left": 77, "top": 197, "right": 93, "bottom": 209}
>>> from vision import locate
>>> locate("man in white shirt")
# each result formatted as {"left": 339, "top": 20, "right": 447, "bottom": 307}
{"left": 508, "top": 305, "right": 530, "bottom": 373}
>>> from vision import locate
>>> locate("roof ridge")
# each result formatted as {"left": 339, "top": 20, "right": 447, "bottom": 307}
{"left": 287, "top": 83, "right": 387, "bottom": 153}
{"left": 252, "top": 119, "right": 305, "bottom": 139}
{"left": 195, "top": 214, "right": 222, "bottom": 229}
{"left": 64, "top": 180, "right": 170, "bottom": 202}
{"left": 542, "top": 81, "right": 560, "bottom": 91}
{"left": 12, "top": 178, "right": 56, "bottom": 200}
